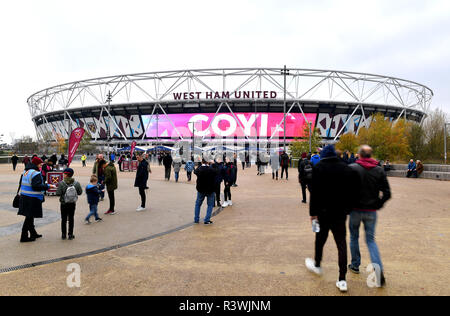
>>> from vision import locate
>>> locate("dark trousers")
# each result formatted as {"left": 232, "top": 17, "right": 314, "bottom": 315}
{"left": 300, "top": 180, "right": 312, "bottom": 202}
{"left": 108, "top": 190, "right": 115, "bottom": 212}
{"left": 98, "top": 176, "right": 105, "bottom": 199}
{"left": 139, "top": 187, "right": 146, "bottom": 208}
{"left": 165, "top": 167, "right": 171, "bottom": 180}
{"left": 242, "top": 162, "right": 245, "bottom": 170}
{"left": 187, "top": 171, "right": 192, "bottom": 181}
{"left": 407, "top": 170, "right": 417, "bottom": 178}
{"left": 272, "top": 171, "right": 278, "bottom": 179}
{"left": 13, "top": 162, "right": 17, "bottom": 171}
{"left": 214, "top": 183, "right": 221, "bottom": 206}
{"left": 21, "top": 216, "right": 37, "bottom": 239}
{"left": 224, "top": 183, "right": 232, "bottom": 201}
{"left": 118, "top": 162, "right": 122, "bottom": 172}
{"left": 82, "top": 161, "right": 86, "bottom": 167}
{"left": 61, "top": 203, "right": 76, "bottom": 237}
{"left": 281, "top": 166, "right": 289, "bottom": 179}
{"left": 315, "top": 218, "right": 348, "bottom": 281}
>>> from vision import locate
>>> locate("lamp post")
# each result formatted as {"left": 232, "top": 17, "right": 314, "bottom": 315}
{"left": 281, "top": 66, "right": 290, "bottom": 152}
{"left": 308, "top": 122, "right": 312, "bottom": 153}
{"left": 106, "top": 91, "right": 113, "bottom": 140}
{"left": 188, "top": 121, "right": 195, "bottom": 157}
{"left": 106, "top": 91, "right": 113, "bottom": 153}
{"left": 445, "top": 123, "right": 449, "bottom": 164}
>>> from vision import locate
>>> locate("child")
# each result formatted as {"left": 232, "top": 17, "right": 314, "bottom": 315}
{"left": 85, "top": 175, "right": 103, "bottom": 224}
{"left": 56, "top": 168, "right": 83, "bottom": 240}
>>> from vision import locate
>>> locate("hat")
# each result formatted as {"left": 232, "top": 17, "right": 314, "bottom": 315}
{"left": 320, "top": 145, "right": 337, "bottom": 159}
{"left": 301, "top": 152, "right": 307, "bottom": 159}
{"left": 63, "top": 168, "right": 74, "bottom": 177}
{"left": 31, "top": 157, "right": 43, "bottom": 165}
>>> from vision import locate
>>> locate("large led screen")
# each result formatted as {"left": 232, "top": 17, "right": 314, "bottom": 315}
{"left": 142, "top": 113, "right": 317, "bottom": 138}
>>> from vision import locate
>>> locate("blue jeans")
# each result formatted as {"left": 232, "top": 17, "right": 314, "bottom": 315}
{"left": 175, "top": 172, "right": 179, "bottom": 182}
{"left": 85, "top": 204, "right": 100, "bottom": 221}
{"left": 194, "top": 192, "right": 215, "bottom": 223}
{"left": 349, "top": 211, "right": 383, "bottom": 271}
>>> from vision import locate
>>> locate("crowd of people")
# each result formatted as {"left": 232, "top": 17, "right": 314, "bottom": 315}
{"left": 11, "top": 143, "right": 398, "bottom": 292}
{"left": 12, "top": 150, "right": 242, "bottom": 242}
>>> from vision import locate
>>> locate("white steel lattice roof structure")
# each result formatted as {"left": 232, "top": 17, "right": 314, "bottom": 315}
{"left": 28, "top": 68, "right": 433, "bottom": 142}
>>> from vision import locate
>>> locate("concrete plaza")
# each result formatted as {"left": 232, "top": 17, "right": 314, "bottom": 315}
{"left": 0, "top": 162, "right": 448, "bottom": 296}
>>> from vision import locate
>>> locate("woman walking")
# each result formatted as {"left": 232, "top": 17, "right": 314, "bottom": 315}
{"left": 18, "top": 157, "right": 56, "bottom": 242}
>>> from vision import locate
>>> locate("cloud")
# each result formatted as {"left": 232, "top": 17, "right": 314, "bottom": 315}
{"left": 0, "top": 0, "right": 449, "bottom": 142}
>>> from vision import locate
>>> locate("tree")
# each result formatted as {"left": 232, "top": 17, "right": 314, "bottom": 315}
{"left": 357, "top": 113, "right": 410, "bottom": 161}
{"left": 336, "top": 133, "right": 359, "bottom": 154}
{"left": 407, "top": 122, "right": 425, "bottom": 159}
{"left": 289, "top": 123, "right": 322, "bottom": 158}
{"left": 78, "top": 130, "right": 96, "bottom": 154}
{"left": 56, "top": 134, "right": 67, "bottom": 154}
{"left": 422, "top": 109, "right": 447, "bottom": 161}
{"left": 13, "top": 136, "right": 39, "bottom": 154}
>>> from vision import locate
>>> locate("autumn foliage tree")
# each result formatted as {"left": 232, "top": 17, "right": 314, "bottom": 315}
{"left": 335, "top": 133, "right": 359, "bottom": 154}
{"left": 289, "top": 123, "right": 322, "bottom": 158}
{"left": 337, "top": 113, "right": 411, "bottom": 161}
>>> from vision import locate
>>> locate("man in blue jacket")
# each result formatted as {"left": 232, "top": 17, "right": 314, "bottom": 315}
{"left": 310, "top": 151, "right": 321, "bottom": 166}
{"left": 406, "top": 159, "right": 417, "bottom": 178}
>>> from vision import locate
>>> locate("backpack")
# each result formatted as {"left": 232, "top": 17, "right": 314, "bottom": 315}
{"left": 64, "top": 182, "right": 78, "bottom": 204}
{"left": 304, "top": 161, "right": 313, "bottom": 180}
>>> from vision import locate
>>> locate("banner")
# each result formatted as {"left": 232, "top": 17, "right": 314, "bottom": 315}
{"left": 130, "top": 141, "right": 137, "bottom": 158}
{"left": 67, "top": 128, "right": 85, "bottom": 167}
{"left": 142, "top": 113, "right": 317, "bottom": 138}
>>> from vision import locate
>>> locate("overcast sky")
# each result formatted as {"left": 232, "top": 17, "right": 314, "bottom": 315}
{"left": 1, "top": 0, "right": 449, "bottom": 143}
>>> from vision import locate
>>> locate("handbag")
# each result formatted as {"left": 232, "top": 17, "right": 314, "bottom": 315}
{"left": 12, "top": 174, "right": 23, "bottom": 208}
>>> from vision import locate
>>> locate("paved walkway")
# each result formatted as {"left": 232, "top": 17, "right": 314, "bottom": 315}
{"left": 0, "top": 162, "right": 449, "bottom": 296}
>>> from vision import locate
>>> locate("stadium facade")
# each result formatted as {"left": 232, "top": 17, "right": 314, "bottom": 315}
{"left": 28, "top": 68, "right": 433, "bottom": 145}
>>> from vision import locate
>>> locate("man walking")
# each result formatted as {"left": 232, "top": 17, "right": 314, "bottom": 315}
{"left": 305, "top": 145, "right": 357, "bottom": 293}
{"left": 280, "top": 151, "right": 290, "bottom": 180}
{"left": 194, "top": 160, "right": 217, "bottom": 225}
{"left": 163, "top": 153, "right": 173, "bottom": 181}
{"left": 348, "top": 145, "right": 391, "bottom": 287}
{"left": 11, "top": 153, "right": 19, "bottom": 171}
{"left": 298, "top": 152, "right": 313, "bottom": 204}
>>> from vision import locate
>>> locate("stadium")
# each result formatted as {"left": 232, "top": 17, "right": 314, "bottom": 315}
{"left": 27, "top": 68, "right": 433, "bottom": 146}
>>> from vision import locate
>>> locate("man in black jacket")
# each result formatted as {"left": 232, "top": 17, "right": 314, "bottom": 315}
{"left": 135, "top": 153, "right": 149, "bottom": 212}
{"left": 298, "top": 152, "right": 313, "bottom": 204}
{"left": 348, "top": 145, "right": 391, "bottom": 287}
{"left": 49, "top": 153, "right": 58, "bottom": 166}
{"left": 163, "top": 153, "right": 173, "bottom": 181}
{"left": 194, "top": 160, "right": 217, "bottom": 225}
{"left": 11, "top": 154, "right": 19, "bottom": 171}
{"left": 280, "top": 151, "right": 290, "bottom": 180}
{"left": 305, "top": 145, "right": 358, "bottom": 293}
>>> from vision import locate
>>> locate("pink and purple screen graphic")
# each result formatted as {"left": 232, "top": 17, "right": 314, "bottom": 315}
{"left": 142, "top": 113, "right": 317, "bottom": 138}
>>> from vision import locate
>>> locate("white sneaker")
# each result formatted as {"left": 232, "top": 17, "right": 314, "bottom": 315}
{"left": 222, "top": 201, "right": 229, "bottom": 207}
{"left": 305, "top": 258, "right": 323, "bottom": 276}
{"left": 336, "top": 280, "right": 348, "bottom": 292}
{"left": 228, "top": 200, "right": 233, "bottom": 206}
{"left": 136, "top": 207, "right": 146, "bottom": 212}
